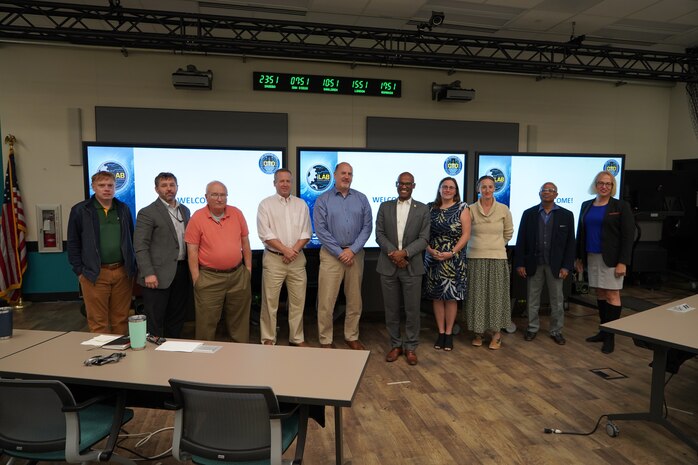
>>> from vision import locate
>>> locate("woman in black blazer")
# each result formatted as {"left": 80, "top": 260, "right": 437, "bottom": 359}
{"left": 575, "top": 171, "right": 634, "bottom": 354}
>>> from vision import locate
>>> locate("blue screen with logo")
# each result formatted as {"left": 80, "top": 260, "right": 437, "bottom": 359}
{"left": 84, "top": 144, "right": 284, "bottom": 250}
{"left": 477, "top": 153, "right": 624, "bottom": 246}
{"left": 298, "top": 149, "right": 467, "bottom": 248}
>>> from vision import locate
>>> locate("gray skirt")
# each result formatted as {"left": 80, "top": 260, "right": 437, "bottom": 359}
{"left": 464, "top": 258, "right": 511, "bottom": 334}
{"left": 587, "top": 253, "right": 624, "bottom": 290}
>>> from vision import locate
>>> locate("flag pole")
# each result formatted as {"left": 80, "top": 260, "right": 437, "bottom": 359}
{"left": 3, "top": 135, "right": 30, "bottom": 310}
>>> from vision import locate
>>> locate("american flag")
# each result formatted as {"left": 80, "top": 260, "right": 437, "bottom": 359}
{"left": 0, "top": 147, "right": 27, "bottom": 303}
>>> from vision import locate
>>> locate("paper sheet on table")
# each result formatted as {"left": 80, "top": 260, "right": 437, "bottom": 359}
{"left": 81, "top": 334, "right": 122, "bottom": 346}
{"left": 155, "top": 341, "right": 203, "bottom": 352}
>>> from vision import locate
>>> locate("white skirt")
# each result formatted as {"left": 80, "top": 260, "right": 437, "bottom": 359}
{"left": 587, "top": 253, "right": 623, "bottom": 290}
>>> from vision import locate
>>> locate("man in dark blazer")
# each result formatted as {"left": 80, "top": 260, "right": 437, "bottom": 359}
{"left": 514, "top": 182, "right": 575, "bottom": 345}
{"left": 375, "top": 172, "right": 430, "bottom": 365}
{"left": 134, "top": 172, "right": 191, "bottom": 338}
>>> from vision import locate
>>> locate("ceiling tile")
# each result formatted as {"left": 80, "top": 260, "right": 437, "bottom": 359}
{"left": 629, "top": 0, "right": 698, "bottom": 21}
{"left": 309, "top": 0, "right": 371, "bottom": 15}
{"left": 505, "top": 10, "right": 573, "bottom": 31}
{"left": 581, "top": 0, "right": 658, "bottom": 18}
{"left": 484, "top": 0, "right": 546, "bottom": 8}
{"left": 546, "top": 14, "right": 619, "bottom": 35}
{"left": 363, "top": 0, "right": 426, "bottom": 17}
{"left": 533, "top": 0, "right": 604, "bottom": 15}
{"left": 612, "top": 18, "right": 694, "bottom": 33}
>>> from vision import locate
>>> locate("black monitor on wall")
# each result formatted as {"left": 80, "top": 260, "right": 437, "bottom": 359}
{"left": 83, "top": 142, "right": 286, "bottom": 250}
{"left": 297, "top": 148, "right": 467, "bottom": 248}
{"left": 476, "top": 152, "right": 625, "bottom": 246}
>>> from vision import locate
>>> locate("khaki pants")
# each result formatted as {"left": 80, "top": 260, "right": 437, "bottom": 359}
{"left": 80, "top": 266, "right": 133, "bottom": 335}
{"left": 260, "top": 251, "right": 307, "bottom": 344}
{"left": 317, "top": 247, "right": 364, "bottom": 345}
{"left": 194, "top": 266, "right": 251, "bottom": 343}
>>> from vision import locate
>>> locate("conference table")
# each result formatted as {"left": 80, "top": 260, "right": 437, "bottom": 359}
{"left": 0, "top": 328, "right": 66, "bottom": 359}
{"left": 0, "top": 331, "right": 370, "bottom": 465}
{"left": 602, "top": 293, "right": 698, "bottom": 453}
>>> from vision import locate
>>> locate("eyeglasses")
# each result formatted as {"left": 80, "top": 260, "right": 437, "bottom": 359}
{"left": 84, "top": 352, "right": 126, "bottom": 366}
{"left": 440, "top": 185, "right": 456, "bottom": 190}
{"left": 596, "top": 182, "right": 613, "bottom": 187}
{"left": 396, "top": 182, "right": 415, "bottom": 187}
{"left": 208, "top": 193, "right": 228, "bottom": 199}
{"left": 540, "top": 188, "right": 557, "bottom": 193}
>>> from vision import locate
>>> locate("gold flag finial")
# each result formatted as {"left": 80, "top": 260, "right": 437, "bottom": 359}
{"left": 4, "top": 134, "right": 16, "bottom": 150}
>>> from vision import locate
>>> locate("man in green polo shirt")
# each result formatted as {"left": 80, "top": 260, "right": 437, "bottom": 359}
{"left": 67, "top": 171, "right": 137, "bottom": 334}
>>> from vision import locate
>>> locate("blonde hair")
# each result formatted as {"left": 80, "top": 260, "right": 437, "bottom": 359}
{"left": 589, "top": 171, "right": 617, "bottom": 197}
{"left": 91, "top": 170, "right": 115, "bottom": 183}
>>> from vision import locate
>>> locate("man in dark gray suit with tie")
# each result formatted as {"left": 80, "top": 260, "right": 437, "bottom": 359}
{"left": 375, "top": 172, "right": 430, "bottom": 365}
{"left": 134, "top": 172, "right": 191, "bottom": 338}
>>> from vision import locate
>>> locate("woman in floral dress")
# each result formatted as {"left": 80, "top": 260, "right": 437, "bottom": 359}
{"left": 423, "top": 177, "right": 471, "bottom": 351}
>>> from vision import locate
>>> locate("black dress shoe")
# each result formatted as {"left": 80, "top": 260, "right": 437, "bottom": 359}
{"left": 551, "top": 333, "right": 566, "bottom": 345}
{"left": 524, "top": 331, "right": 537, "bottom": 341}
{"left": 586, "top": 332, "right": 604, "bottom": 342}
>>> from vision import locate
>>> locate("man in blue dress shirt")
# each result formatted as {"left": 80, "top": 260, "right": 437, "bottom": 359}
{"left": 313, "top": 162, "right": 372, "bottom": 349}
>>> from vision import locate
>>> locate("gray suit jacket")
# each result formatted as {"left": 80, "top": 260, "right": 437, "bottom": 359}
{"left": 134, "top": 199, "right": 191, "bottom": 288}
{"left": 375, "top": 199, "right": 430, "bottom": 276}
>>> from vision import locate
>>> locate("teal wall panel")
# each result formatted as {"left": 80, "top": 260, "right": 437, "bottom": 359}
{"left": 23, "top": 251, "right": 78, "bottom": 293}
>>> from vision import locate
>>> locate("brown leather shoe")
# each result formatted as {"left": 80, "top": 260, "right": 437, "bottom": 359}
{"left": 405, "top": 350, "right": 418, "bottom": 366}
{"left": 320, "top": 342, "right": 336, "bottom": 349}
{"left": 262, "top": 340, "right": 274, "bottom": 346}
{"left": 290, "top": 341, "right": 310, "bottom": 347}
{"left": 345, "top": 339, "right": 366, "bottom": 350}
{"left": 385, "top": 347, "right": 403, "bottom": 362}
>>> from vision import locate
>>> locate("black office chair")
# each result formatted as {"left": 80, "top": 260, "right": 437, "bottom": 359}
{"left": 0, "top": 378, "right": 136, "bottom": 465}
{"left": 168, "top": 379, "right": 308, "bottom": 465}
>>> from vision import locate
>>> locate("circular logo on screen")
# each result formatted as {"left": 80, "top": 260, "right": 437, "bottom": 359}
{"left": 485, "top": 168, "right": 506, "bottom": 193}
{"left": 603, "top": 160, "right": 620, "bottom": 177}
{"left": 443, "top": 156, "right": 463, "bottom": 176}
{"left": 97, "top": 161, "right": 128, "bottom": 192}
{"left": 306, "top": 165, "right": 332, "bottom": 192}
{"left": 258, "top": 153, "right": 280, "bottom": 174}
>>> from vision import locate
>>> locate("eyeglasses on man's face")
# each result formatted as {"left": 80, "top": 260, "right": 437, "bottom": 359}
{"left": 396, "top": 182, "right": 415, "bottom": 187}
{"left": 208, "top": 193, "right": 228, "bottom": 199}
{"left": 540, "top": 188, "right": 557, "bottom": 193}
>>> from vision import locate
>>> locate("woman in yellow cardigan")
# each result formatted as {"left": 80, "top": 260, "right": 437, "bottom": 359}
{"left": 465, "top": 175, "right": 514, "bottom": 350}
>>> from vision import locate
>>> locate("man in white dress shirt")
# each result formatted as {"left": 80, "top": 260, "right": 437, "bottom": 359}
{"left": 257, "top": 169, "right": 313, "bottom": 346}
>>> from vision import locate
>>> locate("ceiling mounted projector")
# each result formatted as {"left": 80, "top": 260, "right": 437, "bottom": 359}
{"left": 432, "top": 81, "right": 475, "bottom": 102}
{"left": 172, "top": 65, "right": 213, "bottom": 90}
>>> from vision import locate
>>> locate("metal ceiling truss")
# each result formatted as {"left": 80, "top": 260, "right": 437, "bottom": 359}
{"left": 0, "top": 0, "right": 696, "bottom": 83}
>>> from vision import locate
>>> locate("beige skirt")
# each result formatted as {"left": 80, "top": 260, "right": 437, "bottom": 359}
{"left": 587, "top": 253, "right": 623, "bottom": 290}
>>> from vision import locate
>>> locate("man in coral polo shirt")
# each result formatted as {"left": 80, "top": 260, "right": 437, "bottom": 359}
{"left": 185, "top": 181, "right": 252, "bottom": 342}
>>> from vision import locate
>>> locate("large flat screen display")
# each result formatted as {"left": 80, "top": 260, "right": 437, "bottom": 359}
{"left": 83, "top": 143, "right": 285, "bottom": 250}
{"left": 298, "top": 148, "right": 467, "bottom": 248}
{"left": 476, "top": 152, "right": 625, "bottom": 246}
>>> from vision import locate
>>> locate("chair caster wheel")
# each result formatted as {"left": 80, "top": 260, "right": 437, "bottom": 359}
{"left": 606, "top": 421, "right": 620, "bottom": 437}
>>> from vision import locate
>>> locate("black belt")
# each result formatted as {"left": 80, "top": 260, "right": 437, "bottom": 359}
{"left": 200, "top": 263, "right": 242, "bottom": 273}
{"left": 265, "top": 248, "right": 285, "bottom": 256}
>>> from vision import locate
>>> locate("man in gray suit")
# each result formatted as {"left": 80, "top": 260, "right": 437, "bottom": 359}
{"left": 134, "top": 172, "right": 191, "bottom": 338}
{"left": 375, "top": 172, "right": 430, "bottom": 365}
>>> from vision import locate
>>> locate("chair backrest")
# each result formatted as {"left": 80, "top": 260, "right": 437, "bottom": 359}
{"left": 169, "top": 379, "right": 281, "bottom": 462}
{"left": 0, "top": 378, "right": 76, "bottom": 453}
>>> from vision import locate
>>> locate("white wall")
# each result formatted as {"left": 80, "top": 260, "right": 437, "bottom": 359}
{"left": 0, "top": 43, "right": 685, "bottom": 239}
{"left": 667, "top": 83, "right": 698, "bottom": 166}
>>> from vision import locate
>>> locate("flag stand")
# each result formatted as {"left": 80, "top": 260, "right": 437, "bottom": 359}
{"left": 11, "top": 296, "right": 30, "bottom": 310}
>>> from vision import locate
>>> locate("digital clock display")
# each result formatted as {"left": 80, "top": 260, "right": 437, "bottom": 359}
{"left": 253, "top": 72, "right": 401, "bottom": 98}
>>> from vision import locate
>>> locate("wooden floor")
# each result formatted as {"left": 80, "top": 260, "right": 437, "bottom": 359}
{"left": 4, "top": 283, "right": 697, "bottom": 465}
